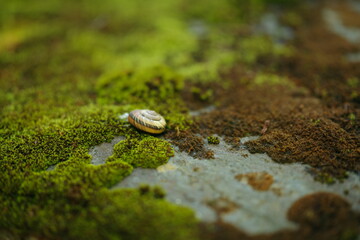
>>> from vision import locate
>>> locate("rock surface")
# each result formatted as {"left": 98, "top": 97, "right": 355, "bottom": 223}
{"left": 89, "top": 136, "right": 126, "bottom": 165}
{"left": 113, "top": 136, "right": 360, "bottom": 235}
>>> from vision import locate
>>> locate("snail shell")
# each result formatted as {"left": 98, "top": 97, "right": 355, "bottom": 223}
{"left": 128, "top": 109, "right": 166, "bottom": 134}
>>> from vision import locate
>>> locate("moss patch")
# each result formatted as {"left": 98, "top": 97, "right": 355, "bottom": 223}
{"left": 0, "top": 105, "right": 128, "bottom": 194}
{"left": 245, "top": 118, "right": 359, "bottom": 180}
{"left": 234, "top": 172, "right": 274, "bottom": 191}
{"left": 165, "top": 130, "right": 214, "bottom": 159}
{"left": 207, "top": 136, "right": 220, "bottom": 144}
{"left": 108, "top": 136, "right": 174, "bottom": 168}
{"left": 96, "top": 66, "right": 184, "bottom": 105}
{"left": 1, "top": 188, "right": 198, "bottom": 240}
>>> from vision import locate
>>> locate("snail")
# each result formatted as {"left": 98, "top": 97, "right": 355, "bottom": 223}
{"left": 128, "top": 109, "right": 166, "bottom": 134}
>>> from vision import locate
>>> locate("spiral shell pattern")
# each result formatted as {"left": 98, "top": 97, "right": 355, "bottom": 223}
{"left": 128, "top": 109, "right": 166, "bottom": 134}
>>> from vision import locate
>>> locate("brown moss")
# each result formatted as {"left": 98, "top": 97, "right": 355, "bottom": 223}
{"left": 192, "top": 84, "right": 323, "bottom": 140}
{"left": 245, "top": 117, "right": 360, "bottom": 179}
{"left": 180, "top": 75, "right": 359, "bottom": 180}
{"left": 164, "top": 130, "right": 214, "bottom": 159}
{"left": 235, "top": 172, "right": 274, "bottom": 191}
{"left": 178, "top": 1, "right": 360, "bottom": 181}
{"left": 277, "top": 1, "right": 360, "bottom": 110}
{"left": 207, "top": 197, "right": 240, "bottom": 217}
{"left": 330, "top": 3, "right": 360, "bottom": 28}
{"left": 287, "top": 192, "right": 357, "bottom": 230}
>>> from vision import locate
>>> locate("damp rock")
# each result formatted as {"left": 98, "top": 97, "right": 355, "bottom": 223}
{"left": 114, "top": 137, "right": 360, "bottom": 235}
{"left": 89, "top": 136, "right": 125, "bottom": 165}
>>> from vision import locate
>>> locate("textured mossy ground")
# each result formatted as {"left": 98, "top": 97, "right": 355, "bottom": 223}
{"left": 2, "top": 0, "right": 359, "bottom": 239}
{"left": 0, "top": 0, "right": 296, "bottom": 239}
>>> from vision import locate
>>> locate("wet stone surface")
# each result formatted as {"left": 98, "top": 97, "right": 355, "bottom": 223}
{"left": 323, "top": 8, "right": 360, "bottom": 44}
{"left": 346, "top": 52, "right": 360, "bottom": 62}
{"left": 349, "top": 0, "right": 360, "bottom": 14}
{"left": 322, "top": 5, "right": 360, "bottom": 63}
{"left": 46, "top": 136, "right": 126, "bottom": 170}
{"left": 255, "top": 12, "right": 294, "bottom": 44}
{"left": 189, "top": 105, "right": 216, "bottom": 117}
{"left": 114, "top": 137, "right": 360, "bottom": 235}
{"left": 89, "top": 136, "right": 125, "bottom": 165}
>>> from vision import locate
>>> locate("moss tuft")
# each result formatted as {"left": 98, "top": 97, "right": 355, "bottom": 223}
{"left": 109, "top": 136, "right": 174, "bottom": 168}
{"left": 207, "top": 136, "right": 220, "bottom": 145}
{"left": 138, "top": 184, "right": 166, "bottom": 199}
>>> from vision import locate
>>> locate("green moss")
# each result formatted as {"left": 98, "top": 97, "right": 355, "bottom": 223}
{"left": 153, "top": 186, "right": 166, "bottom": 199}
{"left": 348, "top": 113, "right": 356, "bottom": 122}
{"left": 346, "top": 77, "right": 359, "bottom": 88}
{"left": 138, "top": 184, "right": 166, "bottom": 199}
{"left": 109, "top": 136, "right": 174, "bottom": 168}
{"left": 96, "top": 65, "right": 192, "bottom": 130}
{"left": 239, "top": 36, "right": 293, "bottom": 65}
{"left": 0, "top": 105, "right": 131, "bottom": 194}
{"left": 339, "top": 228, "right": 359, "bottom": 240}
{"left": 251, "top": 73, "right": 294, "bottom": 87}
{"left": 97, "top": 66, "right": 184, "bottom": 105}
{"left": 207, "top": 136, "right": 220, "bottom": 145}
{"left": 314, "top": 172, "right": 336, "bottom": 185}
{"left": 1, "top": 188, "right": 198, "bottom": 240}
{"left": 312, "top": 170, "right": 349, "bottom": 185}
{"left": 282, "top": 11, "right": 303, "bottom": 28}
{"left": 19, "top": 154, "right": 133, "bottom": 199}
{"left": 310, "top": 118, "right": 322, "bottom": 126}
{"left": 191, "top": 87, "right": 214, "bottom": 102}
